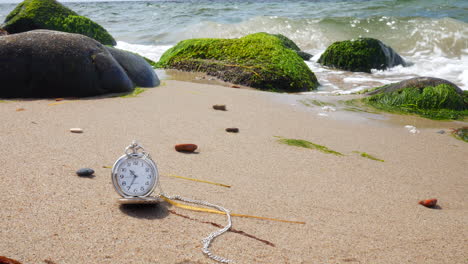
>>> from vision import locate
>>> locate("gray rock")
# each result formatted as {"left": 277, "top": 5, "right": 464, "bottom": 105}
{"left": 76, "top": 168, "right": 94, "bottom": 177}
{"left": 0, "top": 30, "right": 134, "bottom": 98}
{"left": 105, "top": 47, "right": 160, "bottom": 88}
{"left": 296, "top": 50, "right": 313, "bottom": 61}
{"left": 367, "top": 77, "right": 464, "bottom": 96}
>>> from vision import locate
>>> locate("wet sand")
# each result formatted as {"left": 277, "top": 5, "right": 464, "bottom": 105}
{"left": 0, "top": 80, "right": 466, "bottom": 264}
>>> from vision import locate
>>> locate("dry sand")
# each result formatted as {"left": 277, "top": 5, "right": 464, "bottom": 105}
{"left": 0, "top": 80, "right": 467, "bottom": 264}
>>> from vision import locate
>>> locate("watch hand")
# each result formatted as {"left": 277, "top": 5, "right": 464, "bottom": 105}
{"left": 129, "top": 170, "right": 138, "bottom": 187}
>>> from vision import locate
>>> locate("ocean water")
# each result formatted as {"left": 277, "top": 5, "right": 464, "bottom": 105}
{"left": 1, "top": 0, "right": 467, "bottom": 92}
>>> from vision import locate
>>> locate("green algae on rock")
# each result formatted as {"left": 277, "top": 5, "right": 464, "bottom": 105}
{"left": 271, "top": 33, "right": 312, "bottom": 60}
{"left": 363, "top": 77, "right": 468, "bottom": 120}
{"left": 318, "top": 38, "right": 405, "bottom": 73}
{"left": 156, "top": 33, "right": 319, "bottom": 92}
{"left": 1, "top": 0, "right": 116, "bottom": 45}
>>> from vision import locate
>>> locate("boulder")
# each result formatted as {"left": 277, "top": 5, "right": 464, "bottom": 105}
{"left": 366, "top": 77, "right": 464, "bottom": 95}
{"left": 0, "top": 30, "right": 133, "bottom": 98}
{"left": 0, "top": 29, "right": 7, "bottom": 36}
{"left": 105, "top": 47, "right": 160, "bottom": 87}
{"left": 1, "top": 0, "right": 116, "bottom": 45}
{"left": 296, "top": 50, "right": 313, "bottom": 61}
{"left": 318, "top": 38, "right": 405, "bottom": 73}
{"left": 363, "top": 77, "right": 468, "bottom": 120}
{"left": 271, "top": 34, "right": 313, "bottom": 60}
{"left": 156, "top": 32, "right": 319, "bottom": 92}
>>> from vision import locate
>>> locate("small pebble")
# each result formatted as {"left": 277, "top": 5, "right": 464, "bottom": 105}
{"left": 436, "top": 130, "right": 445, "bottom": 134}
{"left": 226, "top": 128, "right": 239, "bottom": 133}
{"left": 213, "top": 105, "right": 227, "bottom": 111}
{"left": 175, "top": 144, "right": 198, "bottom": 153}
{"left": 70, "top": 128, "right": 83, "bottom": 133}
{"left": 76, "top": 168, "right": 95, "bottom": 177}
{"left": 55, "top": 98, "right": 64, "bottom": 102}
{"left": 231, "top": 85, "right": 240, "bottom": 88}
{"left": 419, "top": 198, "right": 437, "bottom": 208}
{"left": 16, "top": 108, "right": 25, "bottom": 112}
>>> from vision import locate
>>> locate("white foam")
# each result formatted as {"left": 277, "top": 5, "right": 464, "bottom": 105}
{"left": 115, "top": 41, "right": 173, "bottom": 62}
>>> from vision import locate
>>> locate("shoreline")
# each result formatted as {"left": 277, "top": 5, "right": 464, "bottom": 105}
{"left": 0, "top": 80, "right": 466, "bottom": 263}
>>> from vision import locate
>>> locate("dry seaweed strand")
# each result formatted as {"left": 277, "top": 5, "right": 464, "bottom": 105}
{"left": 169, "top": 210, "right": 276, "bottom": 247}
{"left": 162, "top": 196, "right": 305, "bottom": 224}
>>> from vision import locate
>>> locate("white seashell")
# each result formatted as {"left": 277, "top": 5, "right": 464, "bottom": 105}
{"left": 70, "top": 128, "right": 83, "bottom": 133}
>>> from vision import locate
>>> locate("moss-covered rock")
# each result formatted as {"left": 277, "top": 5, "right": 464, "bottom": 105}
{"left": 1, "top": 0, "right": 116, "bottom": 45}
{"left": 272, "top": 34, "right": 301, "bottom": 51}
{"left": 156, "top": 32, "right": 319, "bottom": 92}
{"left": 272, "top": 34, "right": 312, "bottom": 60}
{"left": 363, "top": 77, "right": 468, "bottom": 120}
{"left": 318, "top": 38, "right": 405, "bottom": 73}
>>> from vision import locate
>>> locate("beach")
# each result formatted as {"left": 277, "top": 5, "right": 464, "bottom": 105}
{"left": 0, "top": 80, "right": 466, "bottom": 263}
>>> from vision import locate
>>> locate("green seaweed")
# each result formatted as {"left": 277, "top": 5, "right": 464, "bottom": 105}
{"left": 318, "top": 38, "right": 388, "bottom": 73}
{"left": 451, "top": 127, "right": 468, "bottom": 142}
{"left": 2, "top": 0, "right": 116, "bottom": 45}
{"left": 363, "top": 84, "right": 468, "bottom": 120}
{"left": 156, "top": 33, "right": 319, "bottom": 92}
{"left": 299, "top": 99, "right": 335, "bottom": 107}
{"left": 119, "top": 87, "right": 147, "bottom": 98}
{"left": 276, "top": 137, "right": 343, "bottom": 156}
{"left": 353, "top": 151, "right": 384, "bottom": 162}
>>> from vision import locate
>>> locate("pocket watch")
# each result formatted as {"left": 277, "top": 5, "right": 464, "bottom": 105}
{"left": 112, "top": 141, "right": 233, "bottom": 263}
{"left": 111, "top": 141, "right": 161, "bottom": 204}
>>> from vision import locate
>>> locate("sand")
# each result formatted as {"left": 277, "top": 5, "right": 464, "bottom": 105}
{"left": 0, "top": 80, "right": 466, "bottom": 264}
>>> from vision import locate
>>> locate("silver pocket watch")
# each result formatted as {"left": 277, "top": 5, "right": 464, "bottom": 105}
{"left": 111, "top": 141, "right": 161, "bottom": 204}
{"left": 111, "top": 141, "right": 233, "bottom": 263}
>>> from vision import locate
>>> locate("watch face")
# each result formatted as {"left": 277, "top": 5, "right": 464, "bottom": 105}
{"left": 113, "top": 156, "right": 158, "bottom": 197}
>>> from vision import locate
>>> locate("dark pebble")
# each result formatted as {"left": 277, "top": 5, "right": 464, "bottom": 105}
{"left": 436, "top": 130, "right": 445, "bottom": 134}
{"left": 175, "top": 144, "right": 198, "bottom": 153}
{"left": 213, "top": 104, "right": 227, "bottom": 111}
{"left": 76, "top": 168, "right": 95, "bottom": 177}
{"left": 226, "top": 128, "right": 239, "bottom": 133}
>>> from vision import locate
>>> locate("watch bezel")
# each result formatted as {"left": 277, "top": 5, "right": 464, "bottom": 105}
{"left": 111, "top": 153, "right": 159, "bottom": 198}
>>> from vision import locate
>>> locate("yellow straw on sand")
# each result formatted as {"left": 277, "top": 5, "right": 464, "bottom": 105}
{"left": 164, "top": 174, "right": 231, "bottom": 188}
{"left": 102, "top": 166, "right": 304, "bottom": 224}
{"left": 162, "top": 196, "right": 305, "bottom": 224}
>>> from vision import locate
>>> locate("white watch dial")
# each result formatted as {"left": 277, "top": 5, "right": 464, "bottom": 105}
{"left": 115, "top": 157, "right": 156, "bottom": 196}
